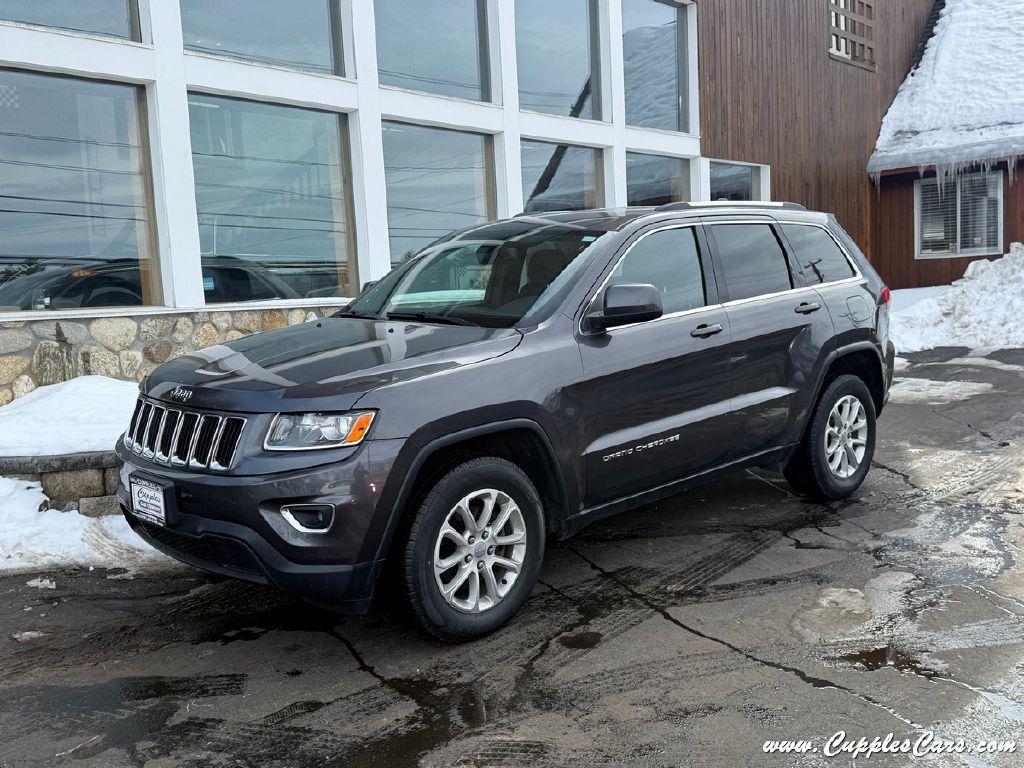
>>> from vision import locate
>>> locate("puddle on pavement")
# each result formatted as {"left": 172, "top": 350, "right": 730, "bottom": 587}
{"left": 558, "top": 630, "right": 603, "bottom": 649}
{"left": 835, "top": 645, "right": 937, "bottom": 678}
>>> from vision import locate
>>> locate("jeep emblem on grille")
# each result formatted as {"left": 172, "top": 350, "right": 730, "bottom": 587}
{"left": 168, "top": 385, "right": 193, "bottom": 403}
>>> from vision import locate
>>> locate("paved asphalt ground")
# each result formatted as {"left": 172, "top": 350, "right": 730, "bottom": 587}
{"left": 2, "top": 348, "right": 1024, "bottom": 768}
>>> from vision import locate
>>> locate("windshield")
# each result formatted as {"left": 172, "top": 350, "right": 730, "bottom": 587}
{"left": 343, "top": 221, "right": 611, "bottom": 328}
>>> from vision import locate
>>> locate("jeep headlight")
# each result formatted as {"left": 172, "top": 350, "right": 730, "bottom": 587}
{"left": 265, "top": 411, "right": 376, "bottom": 451}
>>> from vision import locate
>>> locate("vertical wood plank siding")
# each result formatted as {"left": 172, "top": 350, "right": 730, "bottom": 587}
{"left": 874, "top": 162, "right": 1024, "bottom": 288}
{"left": 697, "top": 0, "right": 934, "bottom": 269}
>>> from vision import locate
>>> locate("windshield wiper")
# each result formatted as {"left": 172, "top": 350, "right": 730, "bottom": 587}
{"left": 334, "top": 308, "right": 384, "bottom": 320}
{"left": 385, "top": 311, "right": 479, "bottom": 327}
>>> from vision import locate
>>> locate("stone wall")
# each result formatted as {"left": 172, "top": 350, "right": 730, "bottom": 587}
{"left": 0, "top": 304, "right": 341, "bottom": 405}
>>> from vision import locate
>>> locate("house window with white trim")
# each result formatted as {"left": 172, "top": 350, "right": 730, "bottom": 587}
{"left": 829, "top": 0, "right": 876, "bottom": 71}
{"left": 916, "top": 172, "right": 1003, "bottom": 259}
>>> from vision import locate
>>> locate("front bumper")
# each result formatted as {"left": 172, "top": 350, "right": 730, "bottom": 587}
{"left": 116, "top": 438, "right": 404, "bottom": 613}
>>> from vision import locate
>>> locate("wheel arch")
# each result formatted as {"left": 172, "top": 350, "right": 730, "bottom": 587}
{"left": 372, "top": 419, "right": 573, "bottom": 569}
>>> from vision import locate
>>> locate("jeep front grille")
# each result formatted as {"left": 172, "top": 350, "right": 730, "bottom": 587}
{"left": 125, "top": 397, "right": 246, "bottom": 472}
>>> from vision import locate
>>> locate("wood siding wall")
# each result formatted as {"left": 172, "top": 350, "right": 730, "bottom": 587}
{"left": 697, "top": 0, "right": 934, "bottom": 261}
{"left": 873, "top": 163, "right": 1024, "bottom": 289}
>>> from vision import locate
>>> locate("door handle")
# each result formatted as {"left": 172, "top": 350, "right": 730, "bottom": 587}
{"left": 691, "top": 323, "right": 724, "bottom": 338}
{"left": 795, "top": 301, "right": 821, "bottom": 314}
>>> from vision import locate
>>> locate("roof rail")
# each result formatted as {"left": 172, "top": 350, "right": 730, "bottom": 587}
{"left": 655, "top": 200, "right": 807, "bottom": 212}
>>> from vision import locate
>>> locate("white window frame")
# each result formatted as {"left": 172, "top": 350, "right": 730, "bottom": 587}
{"left": 0, "top": 0, "right": 707, "bottom": 322}
{"left": 914, "top": 171, "right": 1004, "bottom": 260}
{"left": 700, "top": 158, "right": 772, "bottom": 202}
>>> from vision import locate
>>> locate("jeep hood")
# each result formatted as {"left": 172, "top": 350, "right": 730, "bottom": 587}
{"left": 143, "top": 318, "right": 522, "bottom": 413}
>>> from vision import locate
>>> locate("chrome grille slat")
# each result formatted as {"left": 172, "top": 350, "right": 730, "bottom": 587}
{"left": 124, "top": 396, "right": 246, "bottom": 472}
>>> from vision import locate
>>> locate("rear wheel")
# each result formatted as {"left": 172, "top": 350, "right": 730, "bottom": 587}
{"left": 784, "top": 374, "right": 876, "bottom": 500}
{"left": 402, "top": 457, "right": 544, "bottom": 641}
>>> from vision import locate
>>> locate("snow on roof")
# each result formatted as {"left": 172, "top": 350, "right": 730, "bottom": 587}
{"left": 868, "top": 0, "right": 1024, "bottom": 175}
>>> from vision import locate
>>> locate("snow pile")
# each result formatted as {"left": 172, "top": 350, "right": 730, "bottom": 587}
{"left": 891, "top": 243, "right": 1024, "bottom": 352}
{"left": 0, "top": 376, "right": 138, "bottom": 456}
{"left": 868, "top": 0, "right": 1024, "bottom": 174}
{"left": 0, "top": 476, "right": 163, "bottom": 573}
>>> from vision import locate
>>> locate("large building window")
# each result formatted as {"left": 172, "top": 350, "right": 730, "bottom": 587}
{"left": 622, "top": 0, "right": 686, "bottom": 132}
{"left": 382, "top": 122, "right": 494, "bottom": 265}
{"left": 710, "top": 161, "right": 761, "bottom": 201}
{"left": 189, "top": 95, "right": 356, "bottom": 302}
{"left": 916, "top": 172, "right": 1002, "bottom": 259}
{"left": 180, "top": 0, "right": 342, "bottom": 75}
{"left": 375, "top": 0, "right": 489, "bottom": 102}
{"left": 0, "top": 70, "right": 156, "bottom": 312}
{"left": 515, "top": 0, "right": 599, "bottom": 119}
{"left": 626, "top": 152, "right": 689, "bottom": 206}
{"left": 0, "top": 0, "right": 136, "bottom": 39}
{"left": 521, "top": 140, "right": 602, "bottom": 213}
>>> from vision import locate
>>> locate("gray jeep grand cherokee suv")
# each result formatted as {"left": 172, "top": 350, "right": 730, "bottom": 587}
{"left": 117, "top": 202, "right": 895, "bottom": 641}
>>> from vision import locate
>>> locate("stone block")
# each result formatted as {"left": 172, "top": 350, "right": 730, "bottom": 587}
{"left": 79, "top": 495, "right": 121, "bottom": 518}
{"left": 0, "top": 387, "right": 11, "bottom": 407}
{"left": 90, "top": 318, "right": 138, "bottom": 351}
{"left": 287, "top": 309, "right": 306, "bottom": 325}
{"left": 32, "top": 341, "right": 73, "bottom": 386}
{"left": 139, "top": 316, "right": 174, "bottom": 342}
{"left": 232, "top": 311, "right": 261, "bottom": 333}
{"left": 104, "top": 466, "right": 121, "bottom": 495}
{"left": 192, "top": 322, "right": 220, "bottom": 349}
{"left": 0, "top": 355, "right": 29, "bottom": 385}
{"left": 212, "top": 312, "right": 232, "bottom": 330}
{"left": 56, "top": 321, "right": 89, "bottom": 345}
{"left": 144, "top": 341, "right": 172, "bottom": 364}
{"left": 171, "top": 317, "right": 193, "bottom": 343}
{"left": 225, "top": 330, "right": 245, "bottom": 341}
{"left": 77, "top": 346, "right": 121, "bottom": 378}
{"left": 12, "top": 374, "right": 35, "bottom": 398}
{"left": 120, "top": 350, "right": 143, "bottom": 379}
{"left": 41, "top": 469, "right": 105, "bottom": 503}
{"left": 0, "top": 330, "right": 32, "bottom": 354}
{"left": 261, "top": 310, "right": 287, "bottom": 331}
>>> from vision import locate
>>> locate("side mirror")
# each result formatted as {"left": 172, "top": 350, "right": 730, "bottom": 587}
{"left": 585, "top": 283, "right": 663, "bottom": 332}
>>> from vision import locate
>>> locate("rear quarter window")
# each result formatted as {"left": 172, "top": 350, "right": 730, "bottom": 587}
{"left": 781, "top": 224, "right": 855, "bottom": 284}
{"left": 709, "top": 224, "right": 792, "bottom": 301}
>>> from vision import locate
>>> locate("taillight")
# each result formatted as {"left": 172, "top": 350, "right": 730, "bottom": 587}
{"left": 879, "top": 287, "right": 891, "bottom": 307}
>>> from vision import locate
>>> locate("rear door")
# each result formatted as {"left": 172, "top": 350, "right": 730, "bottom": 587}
{"left": 778, "top": 222, "right": 871, "bottom": 352}
{"left": 577, "top": 223, "right": 732, "bottom": 507}
{"left": 705, "top": 220, "right": 833, "bottom": 461}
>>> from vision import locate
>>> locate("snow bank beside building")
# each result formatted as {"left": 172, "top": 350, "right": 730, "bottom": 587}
{"left": 0, "top": 476, "right": 163, "bottom": 573}
{"left": 868, "top": 0, "right": 1024, "bottom": 174}
{"left": 0, "top": 376, "right": 138, "bottom": 457}
{"left": 892, "top": 243, "right": 1024, "bottom": 352}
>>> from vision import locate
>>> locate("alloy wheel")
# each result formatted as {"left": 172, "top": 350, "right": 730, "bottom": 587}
{"left": 433, "top": 488, "right": 527, "bottom": 613}
{"left": 824, "top": 394, "right": 868, "bottom": 479}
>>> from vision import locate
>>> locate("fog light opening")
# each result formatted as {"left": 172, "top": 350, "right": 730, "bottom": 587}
{"left": 281, "top": 504, "right": 335, "bottom": 534}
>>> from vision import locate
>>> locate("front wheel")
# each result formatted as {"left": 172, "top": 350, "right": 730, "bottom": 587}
{"left": 401, "top": 457, "right": 545, "bottom": 641}
{"left": 784, "top": 374, "right": 876, "bottom": 500}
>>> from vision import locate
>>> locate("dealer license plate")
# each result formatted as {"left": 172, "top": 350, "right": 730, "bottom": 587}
{"left": 130, "top": 477, "right": 166, "bottom": 526}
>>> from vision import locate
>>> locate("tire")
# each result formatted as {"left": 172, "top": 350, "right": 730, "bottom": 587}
{"left": 402, "top": 457, "right": 545, "bottom": 642}
{"left": 784, "top": 374, "right": 876, "bottom": 500}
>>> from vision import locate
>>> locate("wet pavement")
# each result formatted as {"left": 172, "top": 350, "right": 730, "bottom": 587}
{"left": 2, "top": 349, "right": 1024, "bottom": 767}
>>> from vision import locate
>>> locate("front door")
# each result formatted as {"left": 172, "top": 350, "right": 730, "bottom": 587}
{"left": 577, "top": 224, "right": 732, "bottom": 507}
{"left": 705, "top": 221, "right": 834, "bottom": 460}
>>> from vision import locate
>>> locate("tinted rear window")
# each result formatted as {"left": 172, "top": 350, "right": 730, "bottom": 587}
{"left": 782, "top": 224, "right": 855, "bottom": 284}
{"left": 710, "top": 224, "right": 792, "bottom": 301}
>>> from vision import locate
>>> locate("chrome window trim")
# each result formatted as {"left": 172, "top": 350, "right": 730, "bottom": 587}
{"left": 578, "top": 221, "right": 705, "bottom": 336}
{"left": 775, "top": 220, "right": 864, "bottom": 284}
{"left": 579, "top": 218, "right": 866, "bottom": 336}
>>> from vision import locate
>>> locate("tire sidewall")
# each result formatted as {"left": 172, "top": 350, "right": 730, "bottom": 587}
{"left": 807, "top": 375, "right": 876, "bottom": 499}
{"left": 407, "top": 459, "right": 545, "bottom": 639}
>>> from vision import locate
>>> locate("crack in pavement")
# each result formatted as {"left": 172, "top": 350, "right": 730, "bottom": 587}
{"left": 871, "top": 460, "right": 927, "bottom": 493}
{"left": 561, "top": 542, "right": 923, "bottom": 730}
